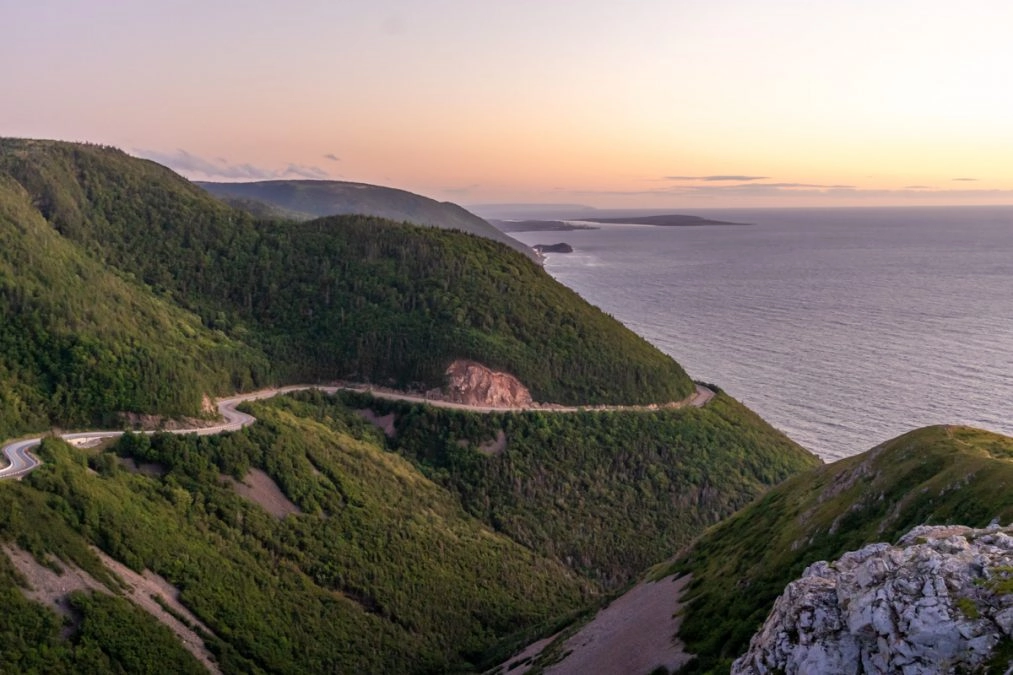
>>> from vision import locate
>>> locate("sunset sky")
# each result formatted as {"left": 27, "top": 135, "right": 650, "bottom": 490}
{"left": 4, "top": 1, "right": 1013, "bottom": 208}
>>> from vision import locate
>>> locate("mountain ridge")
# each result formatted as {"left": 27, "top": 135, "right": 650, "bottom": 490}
{"left": 198, "top": 178, "right": 537, "bottom": 259}
{"left": 0, "top": 137, "right": 698, "bottom": 439}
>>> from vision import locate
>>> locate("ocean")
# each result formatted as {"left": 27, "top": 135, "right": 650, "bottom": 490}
{"left": 512, "top": 206, "right": 1013, "bottom": 461}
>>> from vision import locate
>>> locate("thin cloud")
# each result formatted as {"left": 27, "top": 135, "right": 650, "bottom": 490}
{"left": 135, "top": 148, "right": 331, "bottom": 181}
{"left": 283, "top": 163, "right": 329, "bottom": 179}
{"left": 736, "top": 182, "right": 856, "bottom": 189}
{"left": 563, "top": 183, "right": 1013, "bottom": 201}
{"left": 952, "top": 177, "right": 977, "bottom": 181}
{"left": 665, "top": 175, "right": 769, "bottom": 182}
{"left": 323, "top": 153, "right": 341, "bottom": 162}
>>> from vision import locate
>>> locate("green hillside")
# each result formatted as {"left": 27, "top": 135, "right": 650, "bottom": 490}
{"left": 0, "top": 137, "right": 696, "bottom": 432}
{"left": 0, "top": 137, "right": 828, "bottom": 671}
{"left": 0, "top": 172, "right": 266, "bottom": 437}
{"left": 0, "top": 389, "right": 818, "bottom": 673}
{"left": 0, "top": 394, "right": 591, "bottom": 673}
{"left": 198, "top": 178, "right": 537, "bottom": 260}
{"left": 669, "top": 425, "right": 1013, "bottom": 673}
{"left": 328, "top": 389, "right": 818, "bottom": 587}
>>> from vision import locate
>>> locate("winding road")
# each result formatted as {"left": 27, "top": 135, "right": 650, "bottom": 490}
{"left": 0, "top": 384, "right": 713, "bottom": 480}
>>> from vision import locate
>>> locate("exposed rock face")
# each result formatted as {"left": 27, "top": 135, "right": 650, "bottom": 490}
{"left": 733, "top": 524, "right": 1013, "bottom": 675}
{"left": 444, "top": 360, "right": 533, "bottom": 408}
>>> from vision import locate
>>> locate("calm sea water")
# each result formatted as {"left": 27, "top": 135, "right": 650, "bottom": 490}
{"left": 513, "top": 206, "right": 1013, "bottom": 461}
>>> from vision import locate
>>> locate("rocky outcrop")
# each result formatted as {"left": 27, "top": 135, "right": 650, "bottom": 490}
{"left": 532, "top": 242, "right": 574, "bottom": 254}
{"left": 444, "top": 360, "right": 533, "bottom": 408}
{"left": 733, "top": 524, "right": 1013, "bottom": 675}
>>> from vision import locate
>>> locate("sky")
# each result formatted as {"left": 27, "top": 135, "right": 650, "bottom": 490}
{"left": 3, "top": 0, "right": 1013, "bottom": 209}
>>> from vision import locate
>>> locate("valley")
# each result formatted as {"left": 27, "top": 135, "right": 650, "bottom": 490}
{"left": 0, "top": 137, "right": 819, "bottom": 672}
{"left": 3, "top": 137, "right": 1011, "bottom": 674}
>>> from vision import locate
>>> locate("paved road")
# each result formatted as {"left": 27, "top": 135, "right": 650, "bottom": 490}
{"left": 0, "top": 384, "right": 713, "bottom": 480}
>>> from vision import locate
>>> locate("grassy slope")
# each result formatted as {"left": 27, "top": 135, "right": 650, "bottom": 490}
{"left": 669, "top": 425, "right": 1013, "bottom": 673}
{"left": 0, "top": 137, "right": 696, "bottom": 407}
{"left": 0, "top": 395, "right": 591, "bottom": 673}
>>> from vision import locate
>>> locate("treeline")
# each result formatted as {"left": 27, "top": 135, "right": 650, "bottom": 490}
{"left": 0, "top": 138, "right": 694, "bottom": 413}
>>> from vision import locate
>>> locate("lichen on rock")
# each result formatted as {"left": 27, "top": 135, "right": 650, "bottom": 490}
{"left": 733, "top": 524, "right": 1013, "bottom": 675}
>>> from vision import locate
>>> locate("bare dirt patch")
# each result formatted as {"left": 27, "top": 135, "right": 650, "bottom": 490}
{"left": 546, "top": 574, "right": 692, "bottom": 675}
{"left": 5, "top": 544, "right": 107, "bottom": 633}
{"left": 497, "top": 574, "right": 692, "bottom": 675}
{"left": 355, "top": 409, "right": 397, "bottom": 437}
{"left": 478, "top": 429, "right": 508, "bottom": 456}
{"left": 94, "top": 549, "right": 221, "bottom": 673}
{"left": 4, "top": 544, "right": 221, "bottom": 673}
{"left": 224, "top": 468, "right": 301, "bottom": 518}
{"left": 119, "top": 457, "right": 168, "bottom": 477}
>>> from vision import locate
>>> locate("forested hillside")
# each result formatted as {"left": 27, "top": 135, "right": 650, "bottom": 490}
{"left": 0, "top": 173, "right": 266, "bottom": 437}
{"left": 0, "top": 389, "right": 818, "bottom": 672}
{"left": 0, "top": 138, "right": 829, "bottom": 672}
{"left": 0, "top": 137, "right": 696, "bottom": 439}
{"left": 321, "top": 389, "right": 818, "bottom": 586}
{"left": 669, "top": 425, "right": 1013, "bottom": 673}
{"left": 0, "top": 395, "right": 592, "bottom": 673}
{"left": 197, "top": 178, "right": 536, "bottom": 259}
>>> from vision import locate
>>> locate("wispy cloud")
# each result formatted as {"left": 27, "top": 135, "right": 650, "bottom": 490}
{"left": 905, "top": 185, "right": 931, "bottom": 189}
{"left": 135, "top": 148, "right": 331, "bottom": 181}
{"left": 735, "top": 182, "right": 855, "bottom": 190}
{"left": 323, "top": 153, "right": 341, "bottom": 162}
{"left": 952, "top": 177, "right": 978, "bottom": 182}
{"left": 664, "top": 175, "right": 769, "bottom": 182}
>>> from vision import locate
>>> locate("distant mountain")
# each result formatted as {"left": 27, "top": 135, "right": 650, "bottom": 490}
{"left": 198, "top": 179, "right": 537, "bottom": 260}
{"left": 469, "top": 203, "right": 599, "bottom": 220}
{"left": 490, "top": 219, "right": 599, "bottom": 232}
{"left": 585, "top": 214, "right": 747, "bottom": 226}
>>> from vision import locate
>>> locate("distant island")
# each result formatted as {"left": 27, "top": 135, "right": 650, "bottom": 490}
{"left": 490, "top": 219, "right": 599, "bottom": 232}
{"left": 532, "top": 242, "right": 573, "bottom": 254}
{"left": 489, "top": 214, "right": 748, "bottom": 232}
{"left": 585, "top": 214, "right": 748, "bottom": 227}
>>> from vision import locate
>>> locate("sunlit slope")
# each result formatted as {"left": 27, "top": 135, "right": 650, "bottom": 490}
{"left": 670, "top": 425, "right": 1013, "bottom": 673}
{"left": 0, "top": 138, "right": 696, "bottom": 406}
